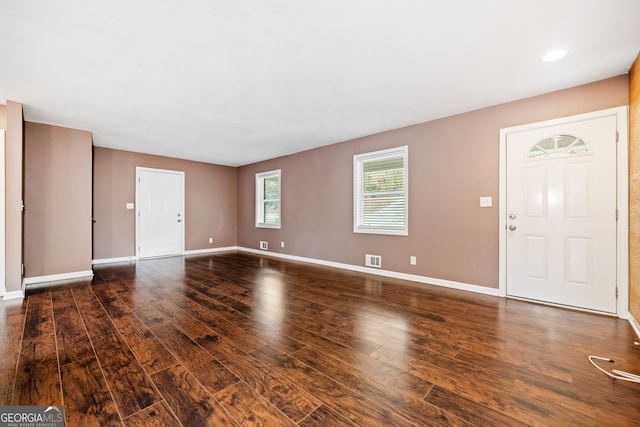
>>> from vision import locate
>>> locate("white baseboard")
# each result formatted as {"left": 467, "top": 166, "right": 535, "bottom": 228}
{"left": 629, "top": 313, "right": 640, "bottom": 341}
{"left": 92, "top": 248, "right": 239, "bottom": 264}
{"left": 237, "top": 247, "right": 500, "bottom": 297}
{"left": 92, "top": 256, "right": 136, "bottom": 265}
{"left": 2, "top": 290, "right": 24, "bottom": 300}
{"left": 183, "top": 246, "right": 239, "bottom": 256}
{"left": 23, "top": 270, "right": 94, "bottom": 285}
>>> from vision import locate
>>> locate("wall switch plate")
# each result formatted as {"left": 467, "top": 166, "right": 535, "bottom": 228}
{"left": 281, "top": 241, "right": 285, "bottom": 248}
{"left": 208, "top": 237, "right": 213, "bottom": 243}
{"left": 126, "top": 202, "right": 134, "bottom": 210}
{"left": 410, "top": 256, "right": 417, "bottom": 265}
{"left": 480, "top": 196, "right": 492, "bottom": 207}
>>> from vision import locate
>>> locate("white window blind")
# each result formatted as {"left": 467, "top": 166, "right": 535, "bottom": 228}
{"left": 354, "top": 146, "right": 408, "bottom": 235}
{"left": 256, "top": 169, "right": 281, "bottom": 228}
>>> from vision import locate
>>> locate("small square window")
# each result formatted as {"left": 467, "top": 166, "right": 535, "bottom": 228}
{"left": 256, "top": 169, "right": 281, "bottom": 228}
{"left": 354, "top": 146, "right": 408, "bottom": 235}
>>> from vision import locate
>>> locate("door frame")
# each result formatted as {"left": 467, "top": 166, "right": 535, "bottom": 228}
{"left": 0, "top": 131, "right": 5, "bottom": 297}
{"left": 498, "top": 106, "right": 629, "bottom": 317}
{"left": 135, "top": 166, "right": 185, "bottom": 259}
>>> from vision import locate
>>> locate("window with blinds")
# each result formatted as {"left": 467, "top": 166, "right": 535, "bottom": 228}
{"left": 256, "top": 169, "right": 281, "bottom": 228}
{"left": 354, "top": 146, "right": 408, "bottom": 235}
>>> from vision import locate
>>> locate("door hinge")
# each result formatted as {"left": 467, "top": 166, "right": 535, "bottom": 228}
{"left": 616, "top": 130, "right": 619, "bottom": 143}
{"left": 616, "top": 209, "right": 619, "bottom": 221}
{"left": 616, "top": 287, "right": 619, "bottom": 298}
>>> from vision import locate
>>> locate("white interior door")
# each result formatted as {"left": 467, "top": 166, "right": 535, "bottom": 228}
{"left": 505, "top": 114, "right": 618, "bottom": 313}
{"left": 136, "top": 167, "right": 184, "bottom": 259}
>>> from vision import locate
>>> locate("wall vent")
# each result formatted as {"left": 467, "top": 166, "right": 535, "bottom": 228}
{"left": 259, "top": 241, "right": 268, "bottom": 250}
{"left": 365, "top": 254, "right": 382, "bottom": 268}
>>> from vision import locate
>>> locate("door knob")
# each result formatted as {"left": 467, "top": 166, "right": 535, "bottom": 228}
{"left": 508, "top": 224, "right": 516, "bottom": 231}
{"left": 177, "top": 219, "right": 182, "bottom": 222}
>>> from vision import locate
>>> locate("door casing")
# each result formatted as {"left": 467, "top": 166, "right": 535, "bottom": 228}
{"left": 0, "top": 131, "right": 5, "bottom": 297}
{"left": 499, "top": 106, "right": 629, "bottom": 317}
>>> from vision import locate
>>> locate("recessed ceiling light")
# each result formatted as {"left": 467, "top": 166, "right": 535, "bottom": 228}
{"left": 542, "top": 49, "right": 567, "bottom": 62}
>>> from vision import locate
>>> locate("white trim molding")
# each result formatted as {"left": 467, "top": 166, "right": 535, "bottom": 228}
{"left": 184, "top": 247, "right": 239, "bottom": 256}
{"left": 0, "top": 131, "right": 5, "bottom": 297}
{"left": 2, "top": 290, "right": 24, "bottom": 300}
{"left": 238, "top": 247, "right": 499, "bottom": 297}
{"left": 92, "top": 256, "right": 136, "bottom": 265}
{"left": 23, "top": 270, "right": 94, "bottom": 285}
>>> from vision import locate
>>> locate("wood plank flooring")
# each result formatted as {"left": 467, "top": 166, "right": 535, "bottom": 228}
{"left": 2, "top": 252, "right": 640, "bottom": 426}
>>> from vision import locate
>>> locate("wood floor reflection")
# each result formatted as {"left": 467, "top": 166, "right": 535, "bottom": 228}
{"left": 2, "top": 252, "right": 640, "bottom": 426}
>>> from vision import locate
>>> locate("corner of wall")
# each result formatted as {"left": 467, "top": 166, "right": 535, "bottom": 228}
{"left": 5, "top": 101, "right": 23, "bottom": 294}
{"left": 629, "top": 52, "right": 640, "bottom": 321}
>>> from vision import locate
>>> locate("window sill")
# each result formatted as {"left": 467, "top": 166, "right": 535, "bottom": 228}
{"left": 354, "top": 227, "right": 408, "bottom": 236}
{"left": 256, "top": 223, "right": 281, "bottom": 229}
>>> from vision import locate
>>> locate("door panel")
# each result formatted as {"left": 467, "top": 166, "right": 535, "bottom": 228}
{"left": 524, "top": 166, "right": 547, "bottom": 218}
{"left": 137, "top": 168, "right": 184, "bottom": 258}
{"left": 523, "top": 236, "right": 547, "bottom": 280}
{"left": 506, "top": 115, "right": 617, "bottom": 313}
{"left": 565, "top": 237, "right": 590, "bottom": 285}
{"left": 565, "top": 163, "right": 590, "bottom": 218}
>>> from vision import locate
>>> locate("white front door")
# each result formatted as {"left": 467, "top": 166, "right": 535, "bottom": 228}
{"left": 136, "top": 167, "right": 184, "bottom": 259}
{"left": 504, "top": 113, "right": 620, "bottom": 313}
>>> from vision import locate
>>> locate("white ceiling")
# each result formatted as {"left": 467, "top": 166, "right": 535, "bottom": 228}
{"left": 1, "top": 1, "right": 639, "bottom": 167}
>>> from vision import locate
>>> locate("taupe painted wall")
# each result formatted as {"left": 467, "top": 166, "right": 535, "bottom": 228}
{"left": 24, "top": 122, "right": 93, "bottom": 278}
{"left": 93, "top": 147, "right": 237, "bottom": 260}
{"left": 0, "top": 105, "right": 6, "bottom": 129}
{"left": 237, "top": 76, "right": 629, "bottom": 289}
{"left": 629, "top": 54, "right": 640, "bottom": 320}
{"left": 5, "top": 101, "right": 23, "bottom": 293}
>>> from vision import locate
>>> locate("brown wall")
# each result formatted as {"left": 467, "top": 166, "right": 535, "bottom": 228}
{"left": 237, "top": 76, "right": 629, "bottom": 288}
{"left": 629, "top": 53, "right": 640, "bottom": 320}
{"left": 0, "top": 105, "right": 6, "bottom": 129}
{"left": 93, "top": 147, "right": 237, "bottom": 260}
{"left": 5, "top": 101, "right": 23, "bottom": 293}
{"left": 24, "top": 122, "right": 93, "bottom": 278}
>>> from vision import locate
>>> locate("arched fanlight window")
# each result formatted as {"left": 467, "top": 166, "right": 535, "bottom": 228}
{"left": 526, "top": 134, "right": 590, "bottom": 160}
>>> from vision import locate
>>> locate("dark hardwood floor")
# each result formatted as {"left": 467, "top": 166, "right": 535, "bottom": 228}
{"left": 2, "top": 252, "right": 640, "bottom": 426}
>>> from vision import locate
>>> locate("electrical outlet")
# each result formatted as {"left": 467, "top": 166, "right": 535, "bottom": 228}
{"left": 260, "top": 241, "right": 268, "bottom": 250}
{"left": 208, "top": 237, "right": 213, "bottom": 244}
{"left": 281, "top": 241, "right": 285, "bottom": 248}
{"left": 410, "top": 256, "right": 417, "bottom": 265}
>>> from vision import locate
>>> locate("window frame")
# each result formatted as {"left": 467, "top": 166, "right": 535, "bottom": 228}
{"left": 353, "top": 146, "right": 408, "bottom": 236}
{"left": 255, "top": 169, "right": 281, "bottom": 229}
